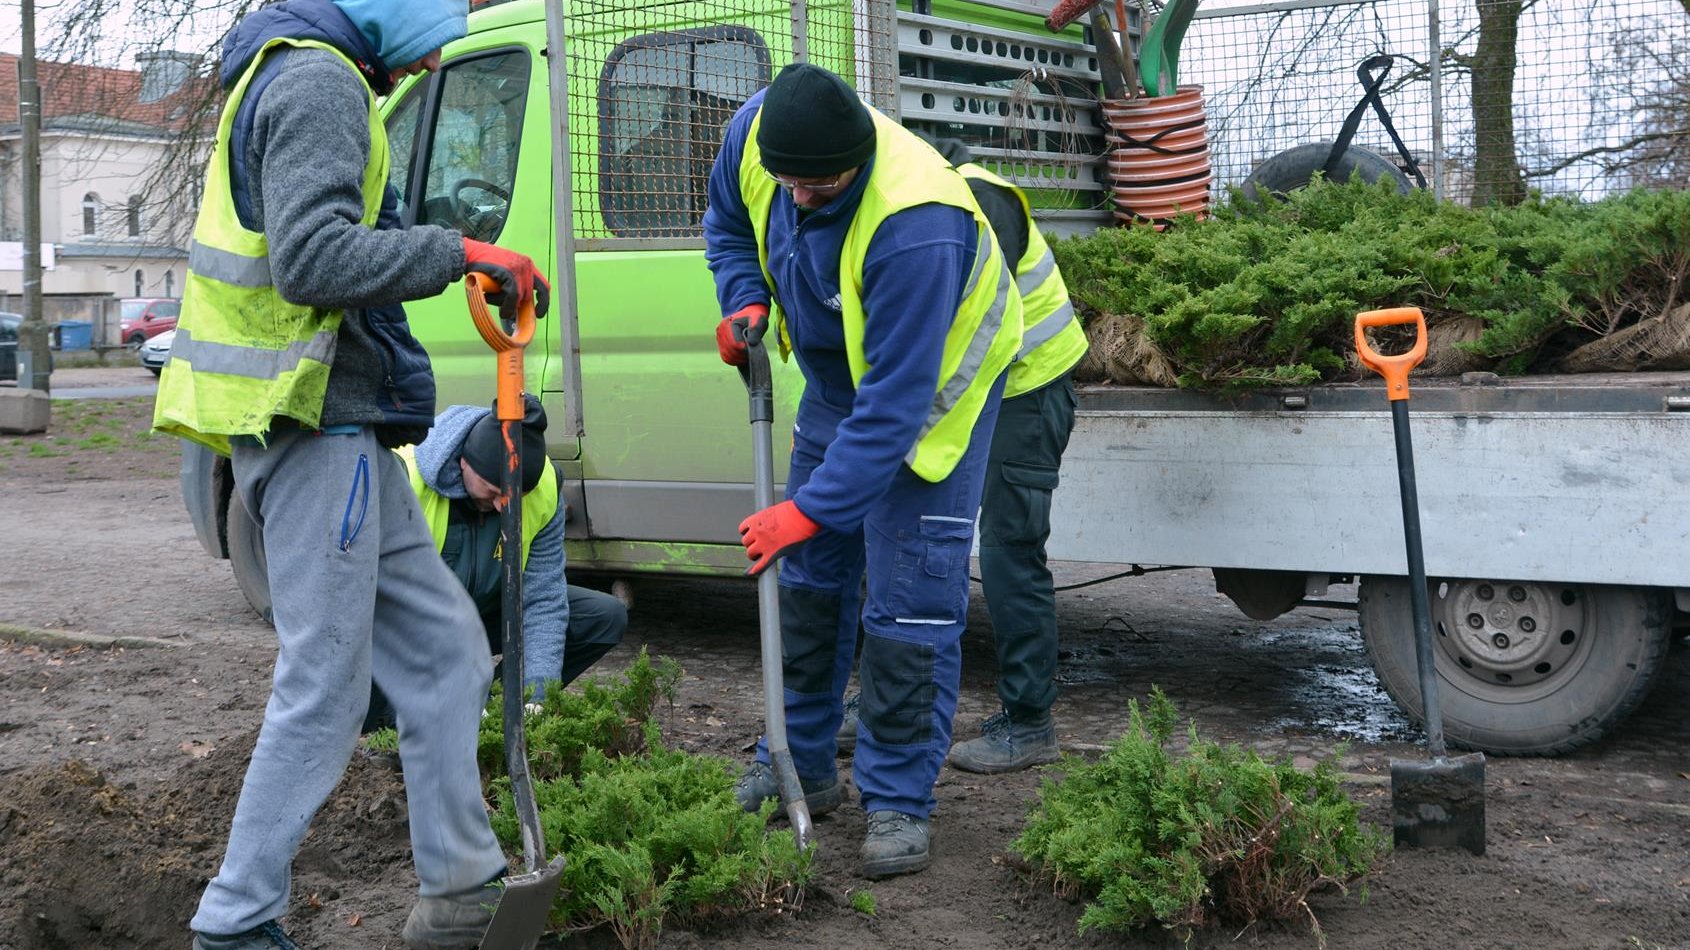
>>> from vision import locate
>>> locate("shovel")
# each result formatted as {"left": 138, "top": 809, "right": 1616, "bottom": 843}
{"left": 1354, "top": 307, "right": 1486, "bottom": 856}
{"left": 466, "top": 272, "right": 567, "bottom": 949}
{"left": 736, "top": 319, "right": 816, "bottom": 851}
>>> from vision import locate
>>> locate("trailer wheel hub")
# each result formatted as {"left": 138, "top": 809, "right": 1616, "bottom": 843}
{"left": 1432, "top": 580, "right": 1587, "bottom": 688}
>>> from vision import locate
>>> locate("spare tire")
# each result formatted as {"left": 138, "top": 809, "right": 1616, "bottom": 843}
{"left": 227, "top": 489, "right": 274, "bottom": 626}
{"left": 1240, "top": 142, "right": 1414, "bottom": 201}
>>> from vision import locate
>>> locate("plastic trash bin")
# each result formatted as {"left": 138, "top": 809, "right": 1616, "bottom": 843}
{"left": 56, "top": 320, "right": 93, "bottom": 351}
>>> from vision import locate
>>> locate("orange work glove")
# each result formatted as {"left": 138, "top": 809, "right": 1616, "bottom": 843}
{"left": 715, "top": 303, "right": 769, "bottom": 366}
{"left": 738, "top": 499, "right": 821, "bottom": 576}
{"left": 463, "top": 238, "right": 551, "bottom": 319}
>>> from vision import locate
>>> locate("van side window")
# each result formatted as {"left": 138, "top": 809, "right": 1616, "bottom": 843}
{"left": 599, "top": 29, "right": 770, "bottom": 238}
{"left": 417, "top": 50, "right": 531, "bottom": 243}
{"left": 383, "top": 80, "right": 427, "bottom": 221}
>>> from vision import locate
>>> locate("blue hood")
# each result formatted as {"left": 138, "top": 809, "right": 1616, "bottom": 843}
{"left": 219, "top": 0, "right": 390, "bottom": 94}
{"left": 411, "top": 404, "right": 488, "bottom": 500}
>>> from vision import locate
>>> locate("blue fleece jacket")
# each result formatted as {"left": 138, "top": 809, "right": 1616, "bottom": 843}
{"left": 703, "top": 90, "right": 976, "bottom": 532}
{"left": 412, "top": 405, "right": 570, "bottom": 699}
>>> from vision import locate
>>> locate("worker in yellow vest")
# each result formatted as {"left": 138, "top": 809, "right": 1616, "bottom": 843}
{"left": 945, "top": 144, "right": 1088, "bottom": 772}
{"left": 836, "top": 136, "right": 1090, "bottom": 775}
{"left": 703, "top": 63, "right": 1022, "bottom": 879}
{"left": 152, "top": 3, "right": 549, "bottom": 949}
{"left": 361, "top": 397, "right": 627, "bottom": 735}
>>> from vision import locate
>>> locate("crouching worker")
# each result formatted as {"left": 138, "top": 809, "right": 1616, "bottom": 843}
{"left": 364, "top": 396, "right": 628, "bottom": 734}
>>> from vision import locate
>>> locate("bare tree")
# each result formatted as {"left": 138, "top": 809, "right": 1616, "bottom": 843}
{"left": 40, "top": 0, "right": 261, "bottom": 248}
{"left": 1452, "top": 0, "right": 1527, "bottom": 205}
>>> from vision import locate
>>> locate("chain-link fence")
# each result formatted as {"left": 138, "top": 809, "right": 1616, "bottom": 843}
{"left": 1181, "top": 0, "right": 1689, "bottom": 204}
{"left": 553, "top": 0, "right": 1683, "bottom": 241}
{"left": 561, "top": 0, "right": 896, "bottom": 244}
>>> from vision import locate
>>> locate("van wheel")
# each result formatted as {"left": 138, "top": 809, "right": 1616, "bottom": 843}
{"left": 1358, "top": 576, "right": 1670, "bottom": 755}
{"left": 1240, "top": 143, "right": 1414, "bottom": 202}
{"left": 227, "top": 490, "right": 274, "bottom": 626}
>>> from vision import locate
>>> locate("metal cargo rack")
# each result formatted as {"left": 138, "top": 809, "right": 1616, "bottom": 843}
{"left": 898, "top": 0, "right": 1118, "bottom": 234}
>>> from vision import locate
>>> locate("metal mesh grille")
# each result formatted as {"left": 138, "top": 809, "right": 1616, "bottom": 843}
{"left": 565, "top": 0, "right": 897, "bottom": 243}
{"left": 1181, "top": 0, "right": 1689, "bottom": 204}
{"left": 897, "top": 0, "right": 1111, "bottom": 228}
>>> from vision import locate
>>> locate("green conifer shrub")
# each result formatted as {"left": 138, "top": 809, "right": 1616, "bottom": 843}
{"left": 479, "top": 649, "right": 811, "bottom": 949}
{"left": 1054, "top": 182, "right": 1690, "bottom": 388}
{"left": 1012, "top": 689, "right": 1384, "bottom": 942}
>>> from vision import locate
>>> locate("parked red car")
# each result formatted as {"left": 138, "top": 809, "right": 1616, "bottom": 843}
{"left": 119, "top": 298, "right": 181, "bottom": 348}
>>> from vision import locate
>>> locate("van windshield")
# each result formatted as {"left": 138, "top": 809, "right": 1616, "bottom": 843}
{"left": 121, "top": 301, "right": 150, "bottom": 321}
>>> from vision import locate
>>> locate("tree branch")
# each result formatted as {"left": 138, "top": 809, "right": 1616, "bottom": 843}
{"left": 1522, "top": 128, "right": 1690, "bottom": 178}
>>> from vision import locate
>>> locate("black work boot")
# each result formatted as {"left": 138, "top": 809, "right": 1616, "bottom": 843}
{"left": 734, "top": 761, "right": 847, "bottom": 816}
{"left": 192, "top": 921, "right": 300, "bottom": 950}
{"left": 860, "top": 810, "right": 931, "bottom": 879}
{"left": 946, "top": 709, "right": 1060, "bottom": 774}
{"left": 836, "top": 692, "right": 860, "bottom": 755}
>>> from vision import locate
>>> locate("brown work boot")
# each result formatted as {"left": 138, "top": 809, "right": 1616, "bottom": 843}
{"left": 401, "top": 879, "right": 501, "bottom": 949}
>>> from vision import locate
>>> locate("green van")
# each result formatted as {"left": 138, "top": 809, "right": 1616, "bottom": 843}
{"left": 184, "top": 0, "right": 1111, "bottom": 616}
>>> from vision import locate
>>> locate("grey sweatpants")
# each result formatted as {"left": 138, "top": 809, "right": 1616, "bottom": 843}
{"left": 192, "top": 425, "right": 507, "bottom": 936}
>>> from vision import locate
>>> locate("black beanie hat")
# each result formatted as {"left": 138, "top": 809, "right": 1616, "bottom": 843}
{"left": 461, "top": 394, "right": 549, "bottom": 493}
{"left": 756, "top": 63, "right": 876, "bottom": 177}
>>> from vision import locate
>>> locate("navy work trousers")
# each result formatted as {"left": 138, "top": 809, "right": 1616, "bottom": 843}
{"left": 978, "top": 373, "right": 1077, "bottom": 722}
{"left": 756, "top": 376, "right": 1004, "bottom": 819}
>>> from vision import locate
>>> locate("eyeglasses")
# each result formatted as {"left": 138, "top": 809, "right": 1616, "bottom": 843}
{"left": 763, "top": 168, "right": 847, "bottom": 193}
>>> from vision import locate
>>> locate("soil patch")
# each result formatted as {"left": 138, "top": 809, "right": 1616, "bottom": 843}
{"left": 0, "top": 734, "right": 415, "bottom": 950}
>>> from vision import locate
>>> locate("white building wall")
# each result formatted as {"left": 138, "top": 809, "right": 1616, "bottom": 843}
{"left": 0, "top": 128, "right": 192, "bottom": 300}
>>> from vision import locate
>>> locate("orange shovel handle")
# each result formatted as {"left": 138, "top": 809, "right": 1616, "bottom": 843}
{"left": 465, "top": 272, "right": 537, "bottom": 421}
{"left": 1354, "top": 307, "right": 1428, "bottom": 401}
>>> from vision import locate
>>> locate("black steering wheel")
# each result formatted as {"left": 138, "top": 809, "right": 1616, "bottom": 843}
{"left": 449, "top": 177, "right": 512, "bottom": 240}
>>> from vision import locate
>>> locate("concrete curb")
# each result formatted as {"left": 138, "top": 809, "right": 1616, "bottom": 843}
{"left": 0, "top": 623, "right": 181, "bottom": 650}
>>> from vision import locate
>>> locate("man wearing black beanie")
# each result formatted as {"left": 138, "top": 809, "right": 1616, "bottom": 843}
{"left": 703, "top": 62, "right": 1025, "bottom": 879}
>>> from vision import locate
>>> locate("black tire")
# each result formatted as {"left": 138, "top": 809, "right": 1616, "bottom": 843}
{"left": 227, "top": 489, "right": 275, "bottom": 626}
{"left": 126, "top": 333, "right": 146, "bottom": 351}
{"left": 1240, "top": 142, "right": 1414, "bottom": 202}
{"left": 147, "top": 366, "right": 162, "bottom": 377}
{"left": 1359, "top": 576, "right": 1671, "bottom": 755}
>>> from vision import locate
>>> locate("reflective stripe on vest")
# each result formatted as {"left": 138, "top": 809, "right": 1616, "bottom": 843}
{"left": 956, "top": 164, "right": 1090, "bottom": 398}
{"left": 167, "top": 327, "right": 338, "bottom": 379}
{"left": 152, "top": 37, "right": 388, "bottom": 456}
{"left": 397, "top": 445, "right": 559, "bottom": 571}
{"left": 738, "top": 107, "right": 1023, "bottom": 483}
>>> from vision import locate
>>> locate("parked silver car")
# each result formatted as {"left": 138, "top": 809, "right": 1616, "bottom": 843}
{"left": 139, "top": 328, "right": 175, "bottom": 376}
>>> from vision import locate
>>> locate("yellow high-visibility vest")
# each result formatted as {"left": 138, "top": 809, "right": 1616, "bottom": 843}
{"left": 956, "top": 164, "right": 1090, "bottom": 397}
{"left": 738, "top": 107, "right": 1023, "bottom": 482}
{"left": 396, "top": 445, "right": 558, "bottom": 571}
{"left": 153, "top": 38, "right": 389, "bottom": 455}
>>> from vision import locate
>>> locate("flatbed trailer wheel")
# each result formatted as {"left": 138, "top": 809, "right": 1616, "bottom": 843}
{"left": 1358, "top": 576, "right": 1671, "bottom": 755}
{"left": 227, "top": 490, "right": 274, "bottom": 625}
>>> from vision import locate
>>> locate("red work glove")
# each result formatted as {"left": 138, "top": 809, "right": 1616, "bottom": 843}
{"left": 738, "top": 499, "right": 821, "bottom": 576}
{"left": 715, "top": 303, "right": 769, "bottom": 366}
{"left": 463, "top": 238, "right": 551, "bottom": 319}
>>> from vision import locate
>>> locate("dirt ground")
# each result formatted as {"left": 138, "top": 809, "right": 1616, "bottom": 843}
{"left": 1, "top": 373, "right": 1687, "bottom": 950}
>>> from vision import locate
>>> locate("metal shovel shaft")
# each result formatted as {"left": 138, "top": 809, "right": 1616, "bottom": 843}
{"left": 1388, "top": 400, "right": 1446, "bottom": 758}
{"left": 500, "top": 417, "right": 548, "bottom": 867}
{"left": 743, "top": 334, "right": 814, "bottom": 849}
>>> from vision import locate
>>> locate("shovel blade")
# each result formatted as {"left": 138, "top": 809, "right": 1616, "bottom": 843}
{"left": 1391, "top": 752, "right": 1486, "bottom": 855}
{"left": 479, "top": 855, "right": 566, "bottom": 950}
